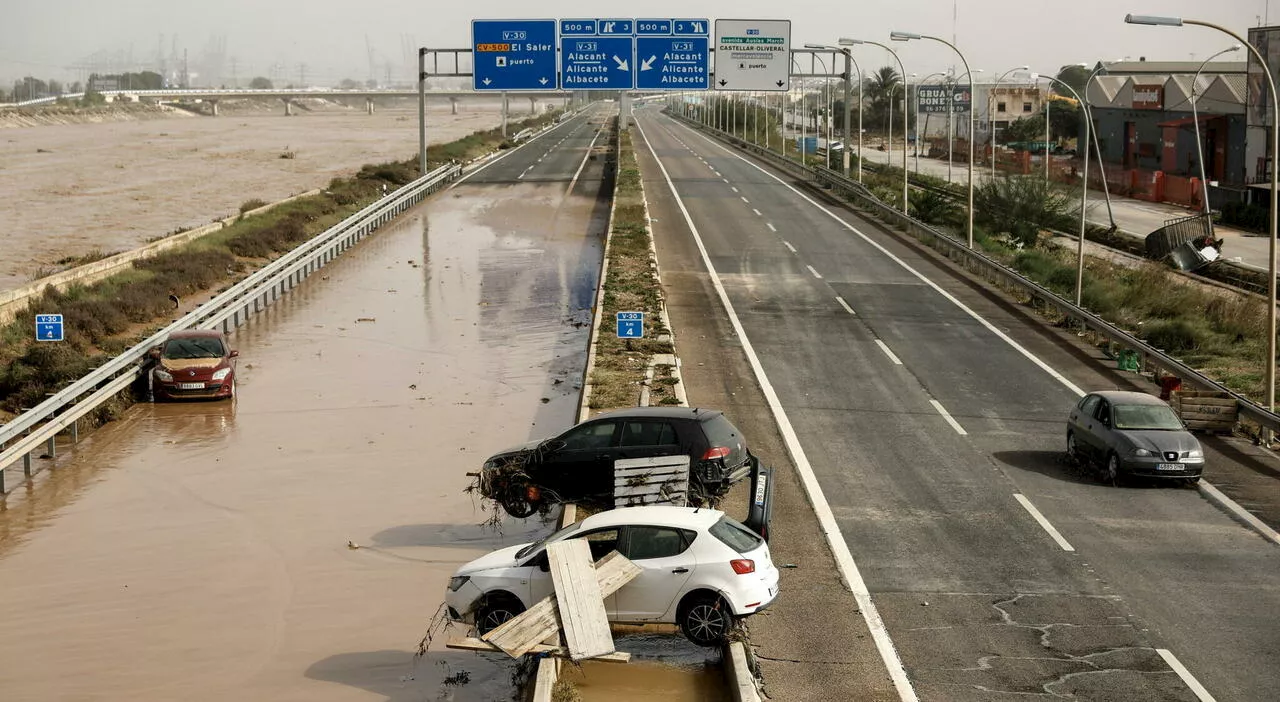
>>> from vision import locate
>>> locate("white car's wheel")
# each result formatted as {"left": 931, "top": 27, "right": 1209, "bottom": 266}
{"left": 679, "top": 593, "right": 731, "bottom": 647}
{"left": 475, "top": 595, "right": 524, "bottom": 636}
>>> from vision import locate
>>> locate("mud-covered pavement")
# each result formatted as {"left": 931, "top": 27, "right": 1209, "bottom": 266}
{"left": 0, "top": 115, "right": 609, "bottom": 700}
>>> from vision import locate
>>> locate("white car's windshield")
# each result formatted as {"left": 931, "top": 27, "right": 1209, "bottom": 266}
{"left": 1113, "top": 404, "right": 1183, "bottom": 431}
{"left": 515, "top": 521, "right": 581, "bottom": 560}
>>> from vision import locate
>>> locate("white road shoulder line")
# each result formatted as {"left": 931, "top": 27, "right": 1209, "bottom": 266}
{"left": 1013, "top": 493, "right": 1075, "bottom": 551}
{"left": 1198, "top": 481, "right": 1280, "bottom": 546}
{"left": 806, "top": 265, "right": 823, "bottom": 279}
{"left": 929, "top": 399, "right": 967, "bottom": 435}
{"left": 634, "top": 116, "right": 920, "bottom": 702}
{"left": 875, "top": 340, "right": 903, "bottom": 365}
{"left": 1156, "top": 649, "right": 1218, "bottom": 702}
{"left": 836, "top": 296, "right": 856, "bottom": 315}
{"left": 783, "top": 241, "right": 797, "bottom": 253}
{"left": 565, "top": 124, "right": 604, "bottom": 195}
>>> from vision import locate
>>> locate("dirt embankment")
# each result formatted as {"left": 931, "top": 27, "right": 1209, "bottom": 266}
{"left": 0, "top": 102, "right": 190, "bottom": 128}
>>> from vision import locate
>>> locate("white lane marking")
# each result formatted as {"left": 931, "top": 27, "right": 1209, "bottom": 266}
{"left": 566, "top": 124, "right": 604, "bottom": 195}
{"left": 783, "top": 241, "right": 797, "bottom": 253}
{"left": 806, "top": 265, "right": 823, "bottom": 279}
{"left": 930, "top": 399, "right": 968, "bottom": 436}
{"left": 1157, "top": 649, "right": 1218, "bottom": 702}
{"left": 1013, "top": 493, "right": 1075, "bottom": 552}
{"left": 875, "top": 340, "right": 903, "bottom": 365}
{"left": 518, "top": 166, "right": 532, "bottom": 180}
{"left": 767, "top": 223, "right": 777, "bottom": 232}
{"left": 753, "top": 208, "right": 763, "bottom": 216}
{"left": 836, "top": 296, "right": 857, "bottom": 315}
{"left": 634, "top": 116, "right": 920, "bottom": 702}
{"left": 679, "top": 122, "right": 1086, "bottom": 398}
{"left": 740, "top": 196, "right": 750, "bottom": 204}
{"left": 722, "top": 178, "right": 730, "bottom": 184}
{"left": 449, "top": 113, "right": 585, "bottom": 189}
{"left": 731, "top": 186, "right": 740, "bottom": 193}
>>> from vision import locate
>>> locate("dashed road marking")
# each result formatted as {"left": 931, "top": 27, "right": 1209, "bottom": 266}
{"left": 806, "top": 264, "right": 823, "bottom": 279}
{"left": 767, "top": 223, "right": 777, "bottom": 232}
{"left": 1156, "top": 650, "right": 1218, "bottom": 702}
{"left": 1013, "top": 493, "right": 1075, "bottom": 551}
{"left": 836, "top": 296, "right": 856, "bottom": 315}
{"left": 930, "top": 399, "right": 968, "bottom": 435}
{"left": 875, "top": 339, "right": 903, "bottom": 365}
{"left": 753, "top": 209, "right": 762, "bottom": 216}
{"left": 783, "top": 241, "right": 797, "bottom": 253}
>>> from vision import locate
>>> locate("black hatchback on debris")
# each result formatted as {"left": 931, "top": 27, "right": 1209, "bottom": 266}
{"left": 477, "top": 407, "right": 755, "bottom": 517}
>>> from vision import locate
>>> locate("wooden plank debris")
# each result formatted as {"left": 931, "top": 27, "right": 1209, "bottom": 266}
{"left": 445, "top": 637, "right": 632, "bottom": 663}
{"left": 614, "top": 456, "right": 690, "bottom": 507}
{"left": 482, "top": 551, "right": 641, "bottom": 658}
{"left": 547, "top": 539, "right": 615, "bottom": 660}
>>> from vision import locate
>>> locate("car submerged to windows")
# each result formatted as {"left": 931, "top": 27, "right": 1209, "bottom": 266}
{"left": 444, "top": 506, "right": 779, "bottom": 646}
{"left": 1066, "top": 390, "right": 1204, "bottom": 484}
{"left": 476, "top": 407, "right": 755, "bottom": 517}
{"left": 150, "top": 329, "right": 239, "bottom": 400}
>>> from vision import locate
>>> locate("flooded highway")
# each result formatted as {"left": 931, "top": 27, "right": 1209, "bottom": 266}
{"left": 0, "top": 111, "right": 611, "bottom": 701}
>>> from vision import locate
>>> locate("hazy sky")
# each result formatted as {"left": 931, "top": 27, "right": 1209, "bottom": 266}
{"left": 2, "top": 0, "right": 1269, "bottom": 87}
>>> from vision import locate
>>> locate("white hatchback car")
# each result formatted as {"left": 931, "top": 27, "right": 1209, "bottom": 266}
{"left": 444, "top": 506, "right": 779, "bottom": 646}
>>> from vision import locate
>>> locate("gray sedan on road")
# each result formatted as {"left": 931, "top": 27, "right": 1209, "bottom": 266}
{"left": 1066, "top": 390, "right": 1204, "bottom": 484}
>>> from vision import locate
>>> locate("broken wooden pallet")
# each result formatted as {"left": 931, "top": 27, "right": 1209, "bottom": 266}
{"left": 445, "top": 637, "right": 631, "bottom": 663}
{"left": 481, "top": 550, "right": 641, "bottom": 659}
{"left": 546, "top": 539, "right": 614, "bottom": 660}
{"left": 614, "top": 456, "right": 690, "bottom": 507}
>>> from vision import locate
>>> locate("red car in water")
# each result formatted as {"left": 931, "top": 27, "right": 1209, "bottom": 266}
{"left": 151, "top": 329, "right": 239, "bottom": 400}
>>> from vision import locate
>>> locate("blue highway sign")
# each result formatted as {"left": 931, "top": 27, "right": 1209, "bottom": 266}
{"left": 36, "top": 313, "right": 64, "bottom": 342}
{"left": 597, "top": 19, "right": 635, "bottom": 35}
{"left": 560, "top": 19, "right": 597, "bottom": 36}
{"left": 471, "top": 20, "right": 557, "bottom": 91}
{"left": 636, "top": 36, "right": 709, "bottom": 90}
{"left": 617, "top": 312, "right": 644, "bottom": 339}
{"left": 673, "top": 19, "right": 709, "bottom": 36}
{"left": 562, "top": 36, "right": 635, "bottom": 89}
{"left": 635, "top": 19, "right": 672, "bottom": 35}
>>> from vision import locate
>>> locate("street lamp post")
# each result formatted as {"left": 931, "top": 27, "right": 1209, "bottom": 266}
{"left": 811, "top": 53, "right": 834, "bottom": 169}
{"left": 841, "top": 38, "right": 910, "bottom": 213}
{"left": 990, "top": 66, "right": 1031, "bottom": 179}
{"left": 808, "top": 44, "right": 862, "bottom": 180}
{"left": 893, "top": 29, "right": 978, "bottom": 247}
{"left": 917, "top": 71, "right": 949, "bottom": 174}
{"left": 1190, "top": 45, "right": 1242, "bottom": 212}
{"left": 1126, "top": 12, "right": 1279, "bottom": 416}
{"left": 1033, "top": 72, "right": 1092, "bottom": 307}
{"left": 1073, "top": 61, "right": 1118, "bottom": 229}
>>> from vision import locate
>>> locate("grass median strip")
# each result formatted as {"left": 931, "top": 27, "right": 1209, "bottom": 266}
{"left": 0, "top": 112, "right": 561, "bottom": 421}
{"left": 587, "top": 122, "right": 677, "bottom": 411}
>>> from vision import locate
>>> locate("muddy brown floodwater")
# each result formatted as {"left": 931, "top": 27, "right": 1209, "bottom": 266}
{"left": 0, "top": 169, "right": 601, "bottom": 700}
{"left": 0, "top": 101, "right": 515, "bottom": 291}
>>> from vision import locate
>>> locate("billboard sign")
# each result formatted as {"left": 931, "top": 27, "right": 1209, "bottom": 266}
{"left": 918, "top": 85, "right": 971, "bottom": 114}
{"left": 1248, "top": 26, "right": 1280, "bottom": 127}
{"left": 1132, "top": 84, "right": 1164, "bottom": 110}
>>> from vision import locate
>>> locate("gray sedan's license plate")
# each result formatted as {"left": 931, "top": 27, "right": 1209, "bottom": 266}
{"left": 1156, "top": 463, "right": 1184, "bottom": 471}
{"left": 178, "top": 382, "right": 204, "bottom": 390}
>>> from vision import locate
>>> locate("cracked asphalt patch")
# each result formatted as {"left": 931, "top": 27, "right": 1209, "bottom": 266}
{"left": 880, "top": 592, "right": 1197, "bottom": 700}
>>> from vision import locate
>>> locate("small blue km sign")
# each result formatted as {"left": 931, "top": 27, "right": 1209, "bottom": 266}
{"left": 36, "top": 313, "right": 64, "bottom": 342}
{"left": 617, "top": 311, "right": 644, "bottom": 339}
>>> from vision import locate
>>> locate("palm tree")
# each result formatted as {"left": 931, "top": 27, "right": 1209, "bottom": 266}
{"left": 863, "top": 65, "right": 901, "bottom": 132}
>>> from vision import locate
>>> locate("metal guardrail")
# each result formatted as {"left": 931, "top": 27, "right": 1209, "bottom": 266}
{"left": 669, "top": 112, "right": 1280, "bottom": 437}
{"left": 0, "top": 163, "right": 462, "bottom": 492}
